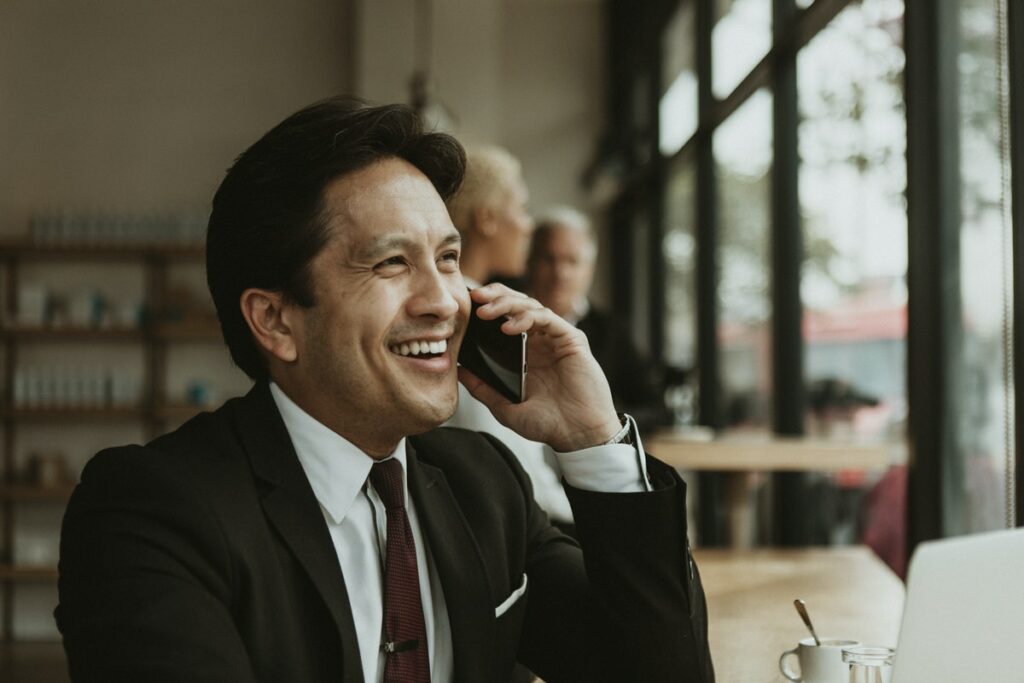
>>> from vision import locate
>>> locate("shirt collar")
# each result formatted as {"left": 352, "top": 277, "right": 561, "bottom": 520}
{"left": 564, "top": 297, "right": 590, "bottom": 326}
{"left": 269, "top": 382, "right": 407, "bottom": 525}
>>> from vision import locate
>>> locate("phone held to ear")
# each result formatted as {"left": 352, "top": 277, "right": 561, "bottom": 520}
{"left": 457, "top": 299, "right": 527, "bottom": 403}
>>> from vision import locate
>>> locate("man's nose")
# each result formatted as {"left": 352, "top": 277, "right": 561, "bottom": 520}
{"left": 408, "top": 268, "right": 460, "bottom": 319}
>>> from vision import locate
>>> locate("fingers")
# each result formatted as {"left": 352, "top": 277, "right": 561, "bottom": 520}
{"left": 472, "top": 288, "right": 539, "bottom": 321}
{"left": 469, "top": 283, "right": 578, "bottom": 341}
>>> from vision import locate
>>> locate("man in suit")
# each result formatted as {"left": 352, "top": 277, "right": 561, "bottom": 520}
{"left": 56, "top": 98, "right": 713, "bottom": 682}
{"left": 526, "top": 208, "right": 670, "bottom": 432}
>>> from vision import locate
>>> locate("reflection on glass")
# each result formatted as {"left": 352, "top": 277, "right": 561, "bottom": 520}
{"left": 660, "top": 2, "right": 698, "bottom": 156}
{"left": 712, "top": 0, "right": 771, "bottom": 99}
{"left": 664, "top": 159, "right": 697, "bottom": 369}
{"left": 798, "top": 0, "right": 907, "bottom": 448}
{"left": 716, "top": 89, "right": 773, "bottom": 429}
{"left": 956, "top": 0, "right": 1013, "bottom": 533}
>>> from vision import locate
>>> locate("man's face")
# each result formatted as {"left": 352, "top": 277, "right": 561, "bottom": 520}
{"left": 488, "top": 178, "right": 534, "bottom": 277}
{"left": 528, "top": 226, "right": 595, "bottom": 319}
{"left": 286, "top": 158, "right": 470, "bottom": 454}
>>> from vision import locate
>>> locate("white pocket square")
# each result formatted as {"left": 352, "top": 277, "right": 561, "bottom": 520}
{"left": 494, "top": 573, "right": 528, "bottom": 617}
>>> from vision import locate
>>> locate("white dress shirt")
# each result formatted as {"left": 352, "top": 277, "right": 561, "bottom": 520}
{"left": 269, "top": 381, "right": 647, "bottom": 682}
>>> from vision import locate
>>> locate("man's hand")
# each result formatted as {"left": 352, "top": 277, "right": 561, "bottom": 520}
{"left": 457, "top": 284, "right": 621, "bottom": 452}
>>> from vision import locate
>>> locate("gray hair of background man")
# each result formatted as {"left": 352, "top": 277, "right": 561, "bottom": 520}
{"left": 446, "top": 145, "right": 523, "bottom": 234}
{"left": 529, "top": 206, "right": 597, "bottom": 263}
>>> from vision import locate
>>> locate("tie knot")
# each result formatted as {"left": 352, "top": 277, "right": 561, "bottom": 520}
{"left": 369, "top": 459, "right": 405, "bottom": 510}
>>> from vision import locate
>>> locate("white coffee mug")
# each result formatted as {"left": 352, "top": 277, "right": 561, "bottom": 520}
{"left": 779, "top": 637, "right": 860, "bottom": 683}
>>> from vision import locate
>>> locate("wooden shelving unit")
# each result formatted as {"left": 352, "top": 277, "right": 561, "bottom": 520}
{"left": 0, "top": 567, "right": 58, "bottom": 582}
{"left": 0, "top": 239, "right": 218, "bottom": 642}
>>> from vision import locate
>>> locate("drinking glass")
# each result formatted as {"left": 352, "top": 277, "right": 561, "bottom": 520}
{"left": 843, "top": 645, "right": 895, "bottom": 683}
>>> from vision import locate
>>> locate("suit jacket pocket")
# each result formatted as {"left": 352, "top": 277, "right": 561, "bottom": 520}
{"left": 495, "top": 573, "right": 528, "bottom": 618}
{"left": 493, "top": 573, "right": 530, "bottom": 680}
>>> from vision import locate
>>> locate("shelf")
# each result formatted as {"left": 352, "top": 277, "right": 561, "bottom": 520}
{"left": 0, "top": 322, "right": 221, "bottom": 342}
{"left": 0, "top": 484, "right": 76, "bottom": 502}
{"left": 0, "top": 240, "right": 204, "bottom": 261}
{"left": 0, "top": 566, "right": 58, "bottom": 582}
{"left": 0, "top": 326, "right": 144, "bottom": 342}
{"left": 152, "top": 321, "right": 221, "bottom": 341}
{"left": 2, "top": 406, "right": 145, "bottom": 421}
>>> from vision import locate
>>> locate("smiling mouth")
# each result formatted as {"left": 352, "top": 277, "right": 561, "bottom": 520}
{"left": 389, "top": 337, "right": 449, "bottom": 360}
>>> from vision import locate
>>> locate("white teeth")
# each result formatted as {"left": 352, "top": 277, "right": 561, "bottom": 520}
{"left": 391, "top": 339, "right": 448, "bottom": 356}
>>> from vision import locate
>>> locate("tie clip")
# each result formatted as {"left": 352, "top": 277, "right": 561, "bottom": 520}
{"left": 381, "top": 639, "right": 419, "bottom": 654}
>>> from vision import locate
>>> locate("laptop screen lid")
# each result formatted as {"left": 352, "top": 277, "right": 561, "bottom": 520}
{"left": 892, "top": 527, "right": 1024, "bottom": 682}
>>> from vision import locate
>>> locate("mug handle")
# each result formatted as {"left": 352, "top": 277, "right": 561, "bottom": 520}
{"left": 779, "top": 648, "right": 802, "bottom": 681}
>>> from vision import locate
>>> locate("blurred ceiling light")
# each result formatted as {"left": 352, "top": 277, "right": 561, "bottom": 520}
{"left": 410, "top": 0, "right": 457, "bottom": 133}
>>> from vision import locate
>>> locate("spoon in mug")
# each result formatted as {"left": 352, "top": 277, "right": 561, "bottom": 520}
{"left": 793, "top": 599, "right": 822, "bottom": 646}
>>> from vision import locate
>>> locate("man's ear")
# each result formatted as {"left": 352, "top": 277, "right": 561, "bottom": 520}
{"left": 473, "top": 204, "right": 498, "bottom": 238}
{"left": 239, "top": 288, "right": 299, "bottom": 363}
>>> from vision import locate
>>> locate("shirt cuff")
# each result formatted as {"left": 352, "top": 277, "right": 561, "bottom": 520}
{"left": 555, "top": 415, "right": 652, "bottom": 493}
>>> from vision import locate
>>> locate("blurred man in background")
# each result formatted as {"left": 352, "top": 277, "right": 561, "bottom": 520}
{"left": 444, "top": 147, "right": 575, "bottom": 531}
{"left": 527, "top": 207, "right": 669, "bottom": 432}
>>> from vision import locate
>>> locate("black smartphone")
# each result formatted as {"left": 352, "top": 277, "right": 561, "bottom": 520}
{"left": 457, "top": 299, "right": 527, "bottom": 403}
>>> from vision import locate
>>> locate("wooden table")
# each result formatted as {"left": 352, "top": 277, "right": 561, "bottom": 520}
{"left": 648, "top": 430, "right": 891, "bottom": 546}
{"left": 647, "top": 429, "right": 891, "bottom": 472}
{"left": 694, "top": 546, "right": 904, "bottom": 682}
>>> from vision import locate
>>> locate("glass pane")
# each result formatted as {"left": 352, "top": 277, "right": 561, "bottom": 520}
{"left": 664, "top": 159, "right": 697, "bottom": 369}
{"left": 660, "top": 2, "right": 698, "bottom": 156}
{"left": 716, "top": 89, "right": 773, "bottom": 429}
{"left": 956, "top": 0, "right": 1014, "bottom": 533}
{"left": 631, "top": 208, "right": 652, "bottom": 354}
{"left": 798, "top": 0, "right": 907, "bottom": 448}
{"left": 712, "top": 0, "right": 771, "bottom": 100}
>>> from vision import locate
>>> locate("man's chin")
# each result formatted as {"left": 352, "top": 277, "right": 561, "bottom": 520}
{"left": 403, "top": 392, "right": 458, "bottom": 434}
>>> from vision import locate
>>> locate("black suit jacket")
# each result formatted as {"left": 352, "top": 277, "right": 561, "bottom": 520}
{"left": 56, "top": 383, "right": 713, "bottom": 682}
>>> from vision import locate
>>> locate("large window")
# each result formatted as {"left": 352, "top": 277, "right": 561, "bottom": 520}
{"left": 955, "top": 0, "right": 1014, "bottom": 533}
{"left": 664, "top": 159, "right": 698, "bottom": 371}
{"left": 712, "top": 0, "right": 771, "bottom": 99}
{"left": 610, "top": 0, "right": 1022, "bottom": 548}
{"left": 798, "top": 0, "right": 907, "bottom": 447}
{"left": 716, "top": 90, "right": 773, "bottom": 429}
{"left": 660, "top": 2, "right": 698, "bottom": 156}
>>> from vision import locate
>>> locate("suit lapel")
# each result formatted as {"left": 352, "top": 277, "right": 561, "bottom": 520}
{"left": 232, "top": 384, "right": 364, "bottom": 683}
{"left": 406, "top": 440, "right": 495, "bottom": 682}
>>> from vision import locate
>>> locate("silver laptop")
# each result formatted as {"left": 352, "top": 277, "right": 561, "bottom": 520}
{"left": 893, "top": 527, "right": 1024, "bottom": 682}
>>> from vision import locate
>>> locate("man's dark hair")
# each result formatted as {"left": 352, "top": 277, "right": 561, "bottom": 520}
{"left": 207, "top": 97, "right": 466, "bottom": 381}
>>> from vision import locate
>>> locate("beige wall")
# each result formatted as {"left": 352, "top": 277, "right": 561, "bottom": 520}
{"left": 0, "top": 0, "right": 355, "bottom": 235}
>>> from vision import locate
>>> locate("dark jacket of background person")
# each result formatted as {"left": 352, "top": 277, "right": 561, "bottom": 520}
{"left": 577, "top": 306, "right": 671, "bottom": 434}
{"left": 55, "top": 383, "right": 715, "bottom": 682}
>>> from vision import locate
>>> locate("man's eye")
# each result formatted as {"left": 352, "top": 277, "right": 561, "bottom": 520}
{"left": 375, "top": 256, "right": 407, "bottom": 271}
{"left": 440, "top": 251, "right": 459, "bottom": 262}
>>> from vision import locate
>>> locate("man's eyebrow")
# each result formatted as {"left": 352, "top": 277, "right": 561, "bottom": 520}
{"left": 355, "top": 235, "right": 414, "bottom": 261}
{"left": 354, "top": 231, "right": 462, "bottom": 261}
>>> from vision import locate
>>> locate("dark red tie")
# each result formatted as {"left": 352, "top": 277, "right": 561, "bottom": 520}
{"left": 369, "top": 459, "right": 431, "bottom": 683}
